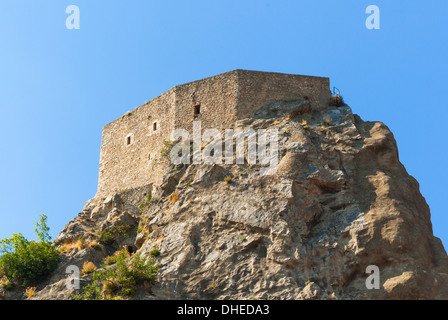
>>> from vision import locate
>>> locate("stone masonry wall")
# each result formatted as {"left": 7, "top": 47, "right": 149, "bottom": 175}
{"left": 97, "top": 89, "right": 176, "bottom": 196}
{"left": 173, "top": 70, "right": 239, "bottom": 132}
{"left": 236, "top": 70, "right": 331, "bottom": 118}
{"left": 96, "top": 70, "right": 330, "bottom": 197}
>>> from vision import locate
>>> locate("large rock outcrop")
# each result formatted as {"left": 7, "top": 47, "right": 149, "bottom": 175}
{"left": 16, "top": 100, "right": 448, "bottom": 300}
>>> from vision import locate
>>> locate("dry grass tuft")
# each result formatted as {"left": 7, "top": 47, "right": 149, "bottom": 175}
{"left": 169, "top": 192, "right": 179, "bottom": 203}
{"left": 25, "top": 287, "right": 36, "bottom": 298}
{"left": 81, "top": 261, "right": 97, "bottom": 275}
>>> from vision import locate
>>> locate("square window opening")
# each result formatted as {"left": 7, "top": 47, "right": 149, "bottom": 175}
{"left": 194, "top": 104, "right": 201, "bottom": 116}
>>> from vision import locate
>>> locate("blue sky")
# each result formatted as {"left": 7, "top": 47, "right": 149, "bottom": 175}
{"left": 0, "top": 0, "right": 447, "bottom": 249}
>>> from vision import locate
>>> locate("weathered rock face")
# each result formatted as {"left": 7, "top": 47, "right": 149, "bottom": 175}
{"left": 27, "top": 101, "right": 448, "bottom": 300}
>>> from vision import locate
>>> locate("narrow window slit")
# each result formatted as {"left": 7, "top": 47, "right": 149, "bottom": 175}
{"left": 194, "top": 103, "right": 201, "bottom": 116}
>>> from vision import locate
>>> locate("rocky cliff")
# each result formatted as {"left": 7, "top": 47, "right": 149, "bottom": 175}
{"left": 17, "top": 100, "right": 448, "bottom": 300}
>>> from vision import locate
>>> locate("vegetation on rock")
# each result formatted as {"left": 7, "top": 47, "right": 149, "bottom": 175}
{"left": 0, "top": 214, "right": 59, "bottom": 286}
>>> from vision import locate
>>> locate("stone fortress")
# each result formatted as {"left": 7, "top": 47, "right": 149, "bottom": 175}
{"left": 97, "top": 70, "right": 331, "bottom": 196}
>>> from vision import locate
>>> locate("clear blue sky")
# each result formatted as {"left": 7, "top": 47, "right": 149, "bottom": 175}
{"left": 1, "top": 1, "right": 447, "bottom": 249}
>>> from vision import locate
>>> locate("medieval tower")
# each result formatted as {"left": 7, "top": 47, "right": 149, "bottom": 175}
{"left": 97, "top": 70, "right": 331, "bottom": 196}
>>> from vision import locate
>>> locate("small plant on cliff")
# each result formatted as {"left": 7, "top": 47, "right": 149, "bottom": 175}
{"left": 137, "top": 217, "right": 149, "bottom": 234}
{"left": 224, "top": 176, "right": 233, "bottom": 184}
{"left": 104, "top": 248, "right": 130, "bottom": 265}
{"left": 329, "top": 95, "right": 345, "bottom": 107}
{"left": 299, "top": 119, "right": 309, "bottom": 130}
{"left": 72, "top": 280, "right": 102, "bottom": 300}
{"left": 207, "top": 282, "right": 218, "bottom": 290}
{"left": 148, "top": 248, "right": 160, "bottom": 257}
{"left": 169, "top": 192, "right": 179, "bottom": 203}
{"left": 138, "top": 194, "right": 153, "bottom": 212}
{"left": 0, "top": 214, "right": 59, "bottom": 286}
{"left": 73, "top": 250, "right": 159, "bottom": 300}
{"left": 160, "top": 140, "right": 178, "bottom": 162}
{"left": 81, "top": 261, "right": 97, "bottom": 275}
{"left": 58, "top": 236, "right": 90, "bottom": 253}
{"left": 0, "top": 275, "right": 14, "bottom": 291}
{"left": 97, "top": 225, "right": 131, "bottom": 246}
{"left": 25, "top": 286, "right": 36, "bottom": 298}
{"left": 90, "top": 241, "right": 102, "bottom": 251}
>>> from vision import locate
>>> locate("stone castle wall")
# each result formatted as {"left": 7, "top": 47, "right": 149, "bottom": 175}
{"left": 97, "top": 89, "right": 177, "bottom": 196}
{"left": 235, "top": 70, "right": 330, "bottom": 118}
{"left": 96, "top": 70, "right": 330, "bottom": 197}
{"left": 173, "top": 70, "right": 240, "bottom": 133}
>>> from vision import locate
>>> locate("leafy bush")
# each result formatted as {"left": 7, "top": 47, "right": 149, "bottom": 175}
{"left": 126, "top": 253, "right": 159, "bottom": 284}
{"left": 104, "top": 248, "right": 130, "bottom": 265}
{"left": 90, "top": 241, "right": 102, "bottom": 251}
{"left": 148, "top": 248, "right": 160, "bottom": 257}
{"left": 0, "top": 275, "right": 14, "bottom": 291}
{"left": 138, "top": 194, "right": 153, "bottom": 212}
{"left": 137, "top": 217, "right": 149, "bottom": 234}
{"left": 72, "top": 280, "right": 102, "bottom": 300}
{"left": 73, "top": 250, "right": 159, "bottom": 300}
{"left": 97, "top": 225, "right": 131, "bottom": 245}
{"left": 0, "top": 215, "right": 59, "bottom": 286}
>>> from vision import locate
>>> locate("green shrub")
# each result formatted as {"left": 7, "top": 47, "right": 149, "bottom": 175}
{"left": 74, "top": 250, "right": 160, "bottom": 300}
{"left": 224, "top": 176, "right": 233, "bottom": 184}
{"left": 72, "top": 280, "right": 102, "bottom": 300}
{"left": 127, "top": 253, "right": 159, "bottom": 284}
{"left": 91, "top": 242, "right": 102, "bottom": 251}
{"left": 0, "top": 275, "right": 14, "bottom": 291}
{"left": 0, "top": 215, "right": 59, "bottom": 286}
{"left": 160, "top": 140, "right": 178, "bottom": 162}
{"left": 138, "top": 194, "right": 153, "bottom": 212}
{"left": 97, "top": 225, "right": 131, "bottom": 245}
{"left": 104, "top": 248, "right": 130, "bottom": 265}
{"left": 148, "top": 248, "right": 160, "bottom": 257}
{"left": 137, "top": 217, "right": 148, "bottom": 234}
